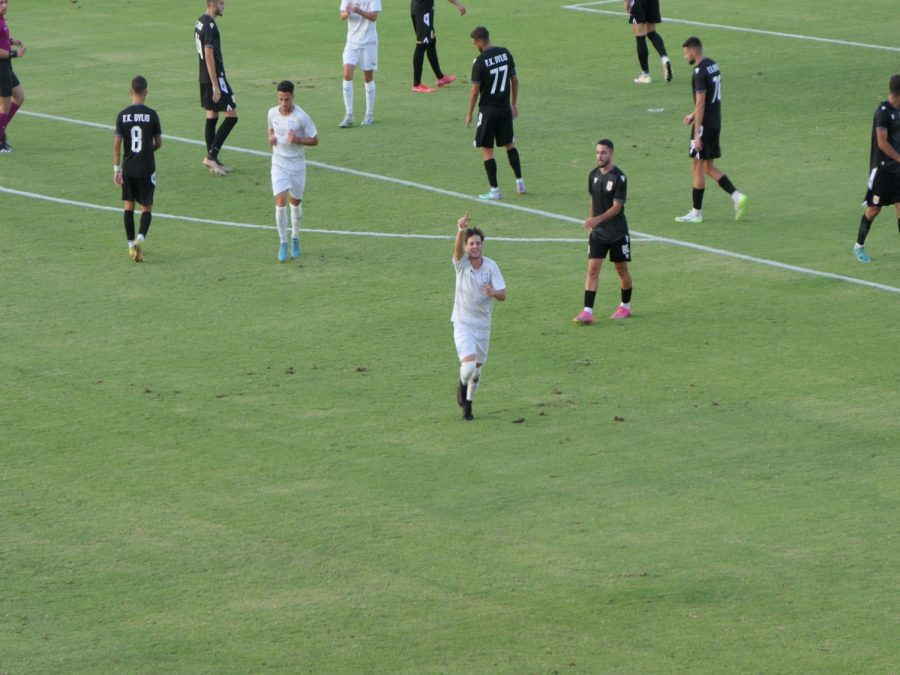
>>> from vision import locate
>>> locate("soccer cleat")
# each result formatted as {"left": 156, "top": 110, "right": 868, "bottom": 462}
{"left": 291, "top": 237, "right": 301, "bottom": 258}
{"left": 479, "top": 187, "right": 502, "bottom": 201}
{"left": 133, "top": 240, "right": 143, "bottom": 263}
{"left": 463, "top": 400, "right": 474, "bottom": 421}
{"left": 128, "top": 245, "right": 136, "bottom": 259}
{"left": 0, "top": 141, "right": 11, "bottom": 153}
{"left": 339, "top": 115, "right": 353, "bottom": 128}
{"left": 610, "top": 305, "right": 631, "bottom": 320}
{"left": 214, "top": 159, "right": 233, "bottom": 173}
{"left": 734, "top": 193, "right": 748, "bottom": 221}
{"left": 436, "top": 74, "right": 457, "bottom": 88}
{"left": 854, "top": 245, "right": 872, "bottom": 263}
{"left": 360, "top": 115, "right": 373, "bottom": 126}
{"left": 277, "top": 242, "right": 288, "bottom": 263}
{"left": 457, "top": 381, "right": 467, "bottom": 408}
{"left": 203, "top": 156, "right": 227, "bottom": 175}
{"left": 633, "top": 72, "right": 652, "bottom": 84}
{"left": 411, "top": 84, "right": 436, "bottom": 94}
{"left": 573, "top": 310, "right": 594, "bottom": 325}
{"left": 664, "top": 60, "right": 673, "bottom": 82}
{"left": 675, "top": 210, "right": 703, "bottom": 223}
{"left": 516, "top": 178, "right": 526, "bottom": 194}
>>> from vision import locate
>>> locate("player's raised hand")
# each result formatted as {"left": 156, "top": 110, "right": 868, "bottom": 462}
{"left": 457, "top": 213, "right": 469, "bottom": 230}
{"left": 457, "top": 3, "right": 466, "bottom": 16}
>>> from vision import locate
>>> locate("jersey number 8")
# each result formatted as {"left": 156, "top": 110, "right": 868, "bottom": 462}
{"left": 130, "top": 126, "right": 143, "bottom": 154}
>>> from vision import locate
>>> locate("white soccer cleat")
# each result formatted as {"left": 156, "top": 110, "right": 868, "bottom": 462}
{"left": 633, "top": 72, "right": 652, "bottom": 84}
{"left": 360, "top": 115, "right": 373, "bottom": 126}
{"left": 339, "top": 115, "right": 353, "bottom": 128}
{"left": 675, "top": 209, "right": 703, "bottom": 223}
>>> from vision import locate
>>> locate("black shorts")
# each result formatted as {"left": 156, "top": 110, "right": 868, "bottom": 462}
{"left": 865, "top": 166, "right": 900, "bottom": 207}
{"left": 199, "top": 77, "right": 237, "bottom": 112}
{"left": 410, "top": 10, "right": 435, "bottom": 44}
{"left": 474, "top": 109, "right": 515, "bottom": 149}
{"left": 589, "top": 233, "right": 632, "bottom": 262}
{"left": 0, "top": 60, "right": 20, "bottom": 97}
{"left": 122, "top": 173, "right": 156, "bottom": 206}
{"left": 628, "top": 0, "right": 662, "bottom": 25}
{"left": 688, "top": 125, "right": 721, "bottom": 160}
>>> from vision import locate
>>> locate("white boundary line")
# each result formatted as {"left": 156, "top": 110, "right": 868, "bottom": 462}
{"left": 6, "top": 111, "right": 900, "bottom": 295}
{"left": 561, "top": 2, "right": 900, "bottom": 53}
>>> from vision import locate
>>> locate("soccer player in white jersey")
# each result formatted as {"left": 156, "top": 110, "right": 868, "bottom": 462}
{"left": 452, "top": 213, "right": 506, "bottom": 421}
{"left": 267, "top": 80, "right": 319, "bottom": 262}
{"left": 339, "top": 0, "right": 381, "bottom": 128}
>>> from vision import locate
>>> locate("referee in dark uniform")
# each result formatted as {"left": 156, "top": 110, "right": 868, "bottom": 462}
{"left": 114, "top": 76, "right": 162, "bottom": 263}
{"left": 195, "top": 0, "right": 237, "bottom": 175}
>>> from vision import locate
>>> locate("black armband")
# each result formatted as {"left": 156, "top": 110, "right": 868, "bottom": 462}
{"left": 10, "top": 50, "right": 18, "bottom": 58}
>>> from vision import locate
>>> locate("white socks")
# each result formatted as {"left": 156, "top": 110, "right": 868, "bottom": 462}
{"left": 365, "top": 81, "right": 376, "bottom": 118}
{"left": 467, "top": 367, "right": 482, "bottom": 401}
{"left": 275, "top": 205, "right": 288, "bottom": 243}
{"left": 342, "top": 80, "right": 354, "bottom": 117}
{"left": 290, "top": 203, "right": 302, "bottom": 239}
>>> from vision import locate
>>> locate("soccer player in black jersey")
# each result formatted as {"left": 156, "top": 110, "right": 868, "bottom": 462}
{"left": 195, "top": 0, "right": 237, "bottom": 175}
{"left": 855, "top": 74, "right": 900, "bottom": 262}
{"left": 113, "top": 76, "right": 162, "bottom": 263}
{"left": 626, "top": 0, "right": 672, "bottom": 84}
{"left": 573, "top": 140, "right": 633, "bottom": 325}
{"left": 465, "top": 26, "right": 524, "bottom": 200}
{"left": 675, "top": 37, "right": 747, "bottom": 224}
{"left": 410, "top": 0, "right": 465, "bottom": 93}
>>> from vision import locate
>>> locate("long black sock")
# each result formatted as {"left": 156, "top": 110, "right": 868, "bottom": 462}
{"left": 205, "top": 117, "right": 217, "bottom": 154}
{"left": 692, "top": 187, "right": 705, "bottom": 211}
{"left": 635, "top": 36, "right": 649, "bottom": 72}
{"left": 124, "top": 210, "right": 135, "bottom": 241}
{"left": 425, "top": 40, "right": 443, "bottom": 79}
{"left": 584, "top": 289, "right": 596, "bottom": 309}
{"left": 647, "top": 31, "right": 667, "bottom": 58}
{"left": 621, "top": 286, "right": 633, "bottom": 304}
{"left": 210, "top": 116, "right": 238, "bottom": 159}
{"left": 139, "top": 211, "right": 152, "bottom": 238}
{"left": 718, "top": 174, "right": 737, "bottom": 195}
{"left": 506, "top": 147, "right": 522, "bottom": 179}
{"left": 857, "top": 215, "right": 873, "bottom": 246}
{"left": 413, "top": 43, "right": 426, "bottom": 85}
{"left": 484, "top": 159, "right": 498, "bottom": 188}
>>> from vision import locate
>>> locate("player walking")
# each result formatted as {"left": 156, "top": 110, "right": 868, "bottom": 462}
{"left": 854, "top": 75, "right": 900, "bottom": 263}
{"left": 452, "top": 213, "right": 506, "bottom": 421}
{"left": 0, "top": 0, "right": 26, "bottom": 152}
{"left": 268, "top": 80, "right": 319, "bottom": 263}
{"left": 339, "top": 0, "right": 381, "bottom": 128}
{"left": 410, "top": 0, "right": 465, "bottom": 93}
{"left": 573, "top": 139, "right": 633, "bottom": 325}
{"left": 113, "top": 76, "right": 162, "bottom": 263}
{"left": 195, "top": 0, "right": 238, "bottom": 175}
{"left": 675, "top": 37, "right": 747, "bottom": 224}
{"left": 465, "top": 26, "right": 525, "bottom": 200}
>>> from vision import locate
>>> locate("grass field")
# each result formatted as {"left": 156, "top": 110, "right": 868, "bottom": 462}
{"left": 2, "top": 0, "right": 899, "bottom": 672}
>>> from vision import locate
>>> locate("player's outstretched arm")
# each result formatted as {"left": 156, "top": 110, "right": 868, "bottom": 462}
{"left": 448, "top": 0, "right": 466, "bottom": 16}
{"left": 453, "top": 213, "right": 469, "bottom": 261}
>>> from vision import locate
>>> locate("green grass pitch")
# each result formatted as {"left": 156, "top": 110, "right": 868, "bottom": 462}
{"left": 1, "top": 0, "right": 898, "bottom": 672}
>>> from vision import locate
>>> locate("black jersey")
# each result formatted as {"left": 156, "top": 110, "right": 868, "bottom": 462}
{"left": 195, "top": 14, "right": 224, "bottom": 84}
{"left": 691, "top": 56, "right": 722, "bottom": 129}
{"left": 115, "top": 104, "right": 161, "bottom": 177}
{"left": 870, "top": 100, "right": 900, "bottom": 173}
{"left": 471, "top": 46, "right": 517, "bottom": 112}
{"left": 588, "top": 165, "right": 628, "bottom": 244}
{"left": 410, "top": 0, "right": 433, "bottom": 12}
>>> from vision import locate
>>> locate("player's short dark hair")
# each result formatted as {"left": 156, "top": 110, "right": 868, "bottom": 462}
{"left": 470, "top": 26, "right": 490, "bottom": 42}
{"left": 890, "top": 74, "right": 900, "bottom": 97}
{"left": 465, "top": 227, "right": 485, "bottom": 243}
{"left": 277, "top": 80, "right": 295, "bottom": 94}
{"left": 682, "top": 36, "right": 703, "bottom": 50}
{"left": 131, "top": 75, "right": 148, "bottom": 94}
{"left": 597, "top": 138, "right": 614, "bottom": 150}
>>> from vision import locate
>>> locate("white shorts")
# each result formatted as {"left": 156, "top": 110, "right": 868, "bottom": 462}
{"left": 271, "top": 161, "right": 306, "bottom": 199}
{"left": 342, "top": 43, "right": 378, "bottom": 71}
{"left": 453, "top": 324, "right": 490, "bottom": 364}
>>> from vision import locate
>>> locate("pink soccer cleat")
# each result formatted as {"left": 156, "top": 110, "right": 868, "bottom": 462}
{"left": 436, "top": 74, "right": 457, "bottom": 87}
{"left": 573, "top": 310, "right": 594, "bottom": 325}
{"left": 610, "top": 305, "right": 631, "bottom": 320}
{"left": 411, "top": 84, "right": 436, "bottom": 94}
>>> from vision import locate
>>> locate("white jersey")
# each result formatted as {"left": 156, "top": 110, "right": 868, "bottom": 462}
{"left": 341, "top": 0, "right": 381, "bottom": 48}
{"left": 268, "top": 104, "right": 317, "bottom": 164}
{"left": 451, "top": 254, "right": 505, "bottom": 331}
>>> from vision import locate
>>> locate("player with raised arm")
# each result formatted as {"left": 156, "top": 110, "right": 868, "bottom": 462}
{"left": 195, "top": 0, "right": 237, "bottom": 175}
{"left": 410, "top": 0, "right": 465, "bottom": 93}
{"left": 0, "top": 0, "right": 26, "bottom": 152}
{"left": 452, "top": 213, "right": 506, "bottom": 421}
{"left": 465, "top": 26, "right": 525, "bottom": 200}
{"left": 113, "top": 76, "right": 162, "bottom": 263}
{"left": 854, "top": 74, "right": 900, "bottom": 263}
{"left": 339, "top": 0, "right": 381, "bottom": 128}
{"left": 268, "top": 80, "right": 319, "bottom": 262}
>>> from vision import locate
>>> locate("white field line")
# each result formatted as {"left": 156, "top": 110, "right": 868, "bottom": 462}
{"left": 561, "top": 2, "right": 900, "bottom": 53}
{"left": 7, "top": 111, "right": 900, "bottom": 295}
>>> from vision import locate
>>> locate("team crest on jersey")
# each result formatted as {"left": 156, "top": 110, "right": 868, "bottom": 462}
{"left": 606, "top": 180, "right": 614, "bottom": 191}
